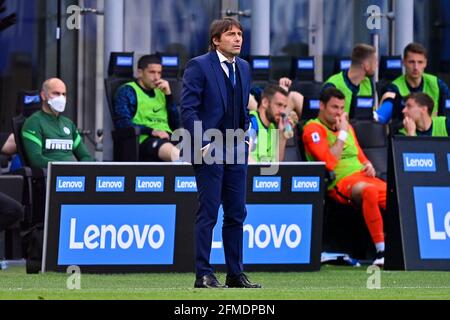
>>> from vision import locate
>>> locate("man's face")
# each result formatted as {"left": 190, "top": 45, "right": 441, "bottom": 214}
{"left": 320, "top": 97, "right": 346, "bottom": 127}
{"left": 402, "top": 98, "right": 426, "bottom": 123}
{"left": 404, "top": 52, "right": 427, "bottom": 81}
{"left": 264, "top": 92, "right": 288, "bottom": 124}
{"left": 213, "top": 25, "right": 243, "bottom": 59}
{"left": 138, "top": 63, "right": 162, "bottom": 90}
{"left": 42, "top": 79, "right": 66, "bottom": 103}
{"left": 364, "top": 53, "right": 378, "bottom": 77}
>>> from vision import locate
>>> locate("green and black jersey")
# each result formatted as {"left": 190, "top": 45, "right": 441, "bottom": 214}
{"left": 21, "top": 110, "right": 93, "bottom": 168}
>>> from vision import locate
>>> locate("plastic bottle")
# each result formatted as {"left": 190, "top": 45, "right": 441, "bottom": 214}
{"left": 281, "top": 113, "right": 294, "bottom": 139}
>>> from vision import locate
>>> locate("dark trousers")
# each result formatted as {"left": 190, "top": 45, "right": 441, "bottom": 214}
{"left": 0, "top": 192, "right": 23, "bottom": 232}
{"left": 194, "top": 162, "right": 248, "bottom": 278}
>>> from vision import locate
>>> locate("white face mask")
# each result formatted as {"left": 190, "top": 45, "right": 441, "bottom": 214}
{"left": 48, "top": 95, "right": 66, "bottom": 113}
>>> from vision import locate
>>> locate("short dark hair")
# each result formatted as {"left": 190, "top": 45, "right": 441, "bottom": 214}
{"left": 209, "top": 18, "right": 243, "bottom": 51}
{"left": 404, "top": 43, "right": 428, "bottom": 59}
{"left": 351, "top": 44, "right": 376, "bottom": 66}
{"left": 406, "top": 92, "right": 434, "bottom": 116}
{"left": 261, "top": 84, "right": 289, "bottom": 104}
{"left": 138, "top": 54, "right": 162, "bottom": 70}
{"left": 320, "top": 87, "right": 346, "bottom": 105}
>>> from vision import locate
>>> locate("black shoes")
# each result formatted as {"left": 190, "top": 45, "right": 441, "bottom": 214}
{"left": 372, "top": 251, "right": 385, "bottom": 267}
{"left": 194, "top": 273, "right": 262, "bottom": 289}
{"left": 226, "top": 273, "right": 262, "bottom": 288}
{"left": 194, "top": 274, "right": 227, "bottom": 289}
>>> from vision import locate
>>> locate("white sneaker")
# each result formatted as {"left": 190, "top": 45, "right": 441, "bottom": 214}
{"left": 372, "top": 251, "right": 384, "bottom": 267}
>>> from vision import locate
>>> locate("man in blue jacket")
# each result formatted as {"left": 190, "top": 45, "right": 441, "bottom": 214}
{"left": 181, "top": 18, "right": 261, "bottom": 289}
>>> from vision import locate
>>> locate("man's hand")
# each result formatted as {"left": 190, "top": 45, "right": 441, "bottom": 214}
{"left": 335, "top": 112, "right": 349, "bottom": 132}
{"left": 382, "top": 91, "right": 396, "bottom": 101}
{"left": 154, "top": 79, "right": 171, "bottom": 95}
{"left": 362, "top": 162, "right": 376, "bottom": 178}
{"left": 288, "top": 111, "right": 299, "bottom": 126}
{"left": 277, "top": 115, "right": 286, "bottom": 134}
{"left": 152, "top": 130, "right": 170, "bottom": 140}
{"left": 278, "top": 78, "right": 292, "bottom": 92}
{"left": 403, "top": 116, "right": 416, "bottom": 136}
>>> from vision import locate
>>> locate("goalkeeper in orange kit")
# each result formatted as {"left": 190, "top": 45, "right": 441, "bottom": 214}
{"left": 302, "top": 87, "right": 386, "bottom": 266}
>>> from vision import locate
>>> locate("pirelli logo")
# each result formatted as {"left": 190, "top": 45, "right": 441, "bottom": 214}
{"left": 45, "top": 139, "right": 74, "bottom": 150}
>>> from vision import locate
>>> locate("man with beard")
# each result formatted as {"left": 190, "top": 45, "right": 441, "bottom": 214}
{"left": 303, "top": 87, "right": 387, "bottom": 267}
{"left": 248, "top": 84, "right": 290, "bottom": 163}
{"left": 323, "top": 44, "right": 378, "bottom": 118}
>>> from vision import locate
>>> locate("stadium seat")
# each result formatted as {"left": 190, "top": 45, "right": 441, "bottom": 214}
{"left": 283, "top": 125, "right": 303, "bottom": 162}
{"left": 10, "top": 91, "right": 47, "bottom": 227}
{"left": 159, "top": 53, "right": 183, "bottom": 108}
{"left": 16, "top": 90, "right": 41, "bottom": 118}
{"left": 295, "top": 121, "right": 308, "bottom": 162}
{"left": 0, "top": 175, "right": 24, "bottom": 259}
{"left": 439, "top": 97, "right": 450, "bottom": 117}
{"left": 160, "top": 53, "right": 181, "bottom": 80}
{"left": 379, "top": 56, "right": 403, "bottom": 81}
{"left": 0, "top": 154, "right": 7, "bottom": 172}
{"left": 104, "top": 52, "right": 140, "bottom": 162}
{"left": 350, "top": 86, "right": 378, "bottom": 121}
{"left": 269, "top": 56, "right": 294, "bottom": 82}
{"left": 350, "top": 119, "right": 388, "bottom": 181}
{"left": 290, "top": 81, "right": 322, "bottom": 121}
{"left": 294, "top": 57, "right": 315, "bottom": 82}
{"left": 377, "top": 56, "right": 403, "bottom": 106}
{"left": 105, "top": 52, "right": 182, "bottom": 162}
{"left": 249, "top": 55, "right": 271, "bottom": 85}
{"left": 334, "top": 56, "right": 352, "bottom": 74}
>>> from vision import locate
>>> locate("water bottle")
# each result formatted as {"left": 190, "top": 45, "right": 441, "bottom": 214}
{"left": 281, "top": 113, "right": 294, "bottom": 139}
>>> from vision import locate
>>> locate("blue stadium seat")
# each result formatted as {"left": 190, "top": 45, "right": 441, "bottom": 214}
{"left": 290, "top": 81, "right": 322, "bottom": 121}
{"left": 350, "top": 119, "right": 388, "bottom": 181}
{"left": 104, "top": 52, "right": 140, "bottom": 162}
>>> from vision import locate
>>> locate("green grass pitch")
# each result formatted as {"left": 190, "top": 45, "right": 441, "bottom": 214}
{"left": 0, "top": 265, "right": 449, "bottom": 300}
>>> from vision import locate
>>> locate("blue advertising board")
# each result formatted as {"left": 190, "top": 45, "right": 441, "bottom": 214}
{"left": 43, "top": 163, "right": 326, "bottom": 273}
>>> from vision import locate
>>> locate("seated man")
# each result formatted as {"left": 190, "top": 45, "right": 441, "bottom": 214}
{"left": 400, "top": 92, "right": 450, "bottom": 137}
{"left": 0, "top": 133, "right": 23, "bottom": 233}
{"left": 248, "top": 84, "right": 291, "bottom": 163}
{"left": 302, "top": 87, "right": 386, "bottom": 266}
{"left": 323, "top": 44, "right": 378, "bottom": 117}
{"left": 21, "top": 78, "right": 93, "bottom": 168}
{"left": 248, "top": 77, "right": 304, "bottom": 120}
{"left": 375, "top": 43, "right": 450, "bottom": 124}
{"left": 113, "top": 54, "right": 180, "bottom": 162}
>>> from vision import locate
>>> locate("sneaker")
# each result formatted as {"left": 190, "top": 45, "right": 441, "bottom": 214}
{"left": 372, "top": 251, "right": 384, "bottom": 267}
